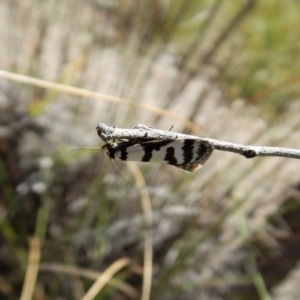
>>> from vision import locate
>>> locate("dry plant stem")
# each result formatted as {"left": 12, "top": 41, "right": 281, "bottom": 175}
{"left": 20, "top": 237, "right": 41, "bottom": 300}
{"left": 81, "top": 258, "right": 130, "bottom": 300}
{"left": 97, "top": 123, "right": 300, "bottom": 160}
{"left": 127, "top": 162, "right": 153, "bottom": 300}
{"left": 39, "top": 263, "right": 139, "bottom": 299}
{"left": 0, "top": 70, "right": 201, "bottom": 133}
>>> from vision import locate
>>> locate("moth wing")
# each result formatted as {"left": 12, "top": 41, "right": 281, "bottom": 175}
{"left": 112, "top": 140, "right": 175, "bottom": 162}
{"left": 161, "top": 140, "right": 213, "bottom": 172}
{"left": 109, "top": 139, "right": 213, "bottom": 172}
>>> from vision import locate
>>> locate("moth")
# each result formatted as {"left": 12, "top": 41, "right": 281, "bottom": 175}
{"left": 100, "top": 137, "right": 213, "bottom": 172}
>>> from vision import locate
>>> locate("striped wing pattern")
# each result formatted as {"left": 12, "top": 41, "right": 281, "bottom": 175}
{"left": 103, "top": 139, "right": 213, "bottom": 172}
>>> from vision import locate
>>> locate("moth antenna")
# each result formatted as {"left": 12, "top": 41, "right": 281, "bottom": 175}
{"left": 66, "top": 144, "right": 135, "bottom": 197}
{"left": 100, "top": 136, "right": 135, "bottom": 196}
{"left": 103, "top": 150, "right": 135, "bottom": 198}
{"left": 169, "top": 125, "right": 174, "bottom": 131}
{"left": 64, "top": 147, "right": 102, "bottom": 155}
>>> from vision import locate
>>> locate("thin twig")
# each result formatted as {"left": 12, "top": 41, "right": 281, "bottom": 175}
{"left": 96, "top": 123, "right": 300, "bottom": 160}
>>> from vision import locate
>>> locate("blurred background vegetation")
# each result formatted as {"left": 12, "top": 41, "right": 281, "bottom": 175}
{"left": 1, "top": 0, "right": 300, "bottom": 299}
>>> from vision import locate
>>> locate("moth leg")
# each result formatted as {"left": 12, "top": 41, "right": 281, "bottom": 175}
{"left": 134, "top": 124, "right": 152, "bottom": 130}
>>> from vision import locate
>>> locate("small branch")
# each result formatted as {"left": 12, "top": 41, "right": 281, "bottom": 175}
{"left": 96, "top": 123, "right": 300, "bottom": 160}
